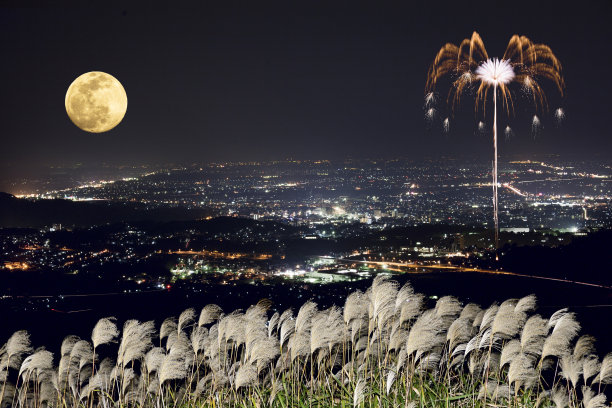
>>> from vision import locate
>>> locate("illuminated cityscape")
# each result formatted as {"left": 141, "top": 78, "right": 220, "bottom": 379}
{"left": 1, "top": 157, "right": 610, "bottom": 309}
{"left": 11, "top": 158, "right": 612, "bottom": 230}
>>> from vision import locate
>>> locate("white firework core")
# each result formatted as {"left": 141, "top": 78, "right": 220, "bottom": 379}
{"left": 475, "top": 58, "right": 515, "bottom": 86}
{"left": 443, "top": 117, "right": 450, "bottom": 133}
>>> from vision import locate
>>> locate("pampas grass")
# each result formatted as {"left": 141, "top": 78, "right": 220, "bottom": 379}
{"left": 0, "top": 278, "right": 609, "bottom": 408}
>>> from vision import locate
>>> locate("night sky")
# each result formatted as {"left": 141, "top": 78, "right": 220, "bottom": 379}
{"left": 1, "top": 1, "right": 611, "bottom": 170}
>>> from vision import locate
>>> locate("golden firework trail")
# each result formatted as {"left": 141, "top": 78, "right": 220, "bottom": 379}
{"left": 425, "top": 32, "right": 564, "bottom": 251}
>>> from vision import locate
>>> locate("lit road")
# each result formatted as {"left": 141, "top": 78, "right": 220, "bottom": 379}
{"left": 333, "top": 258, "right": 612, "bottom": 290}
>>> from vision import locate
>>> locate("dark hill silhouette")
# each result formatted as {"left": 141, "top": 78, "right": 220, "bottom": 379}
{"left": 500, "top": 229, "right": 612, "bottom": 286}
{"left": 0, "top": 193, "right": 214, "bottom": 228}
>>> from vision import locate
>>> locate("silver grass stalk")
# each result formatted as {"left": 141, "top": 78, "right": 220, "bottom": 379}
{"left": 178, "top": 308, "right": 196, "bottom": 333}
{"left": 472, "top": 309, "right": 485, "bottom": 329}
{"left": 0, "top": 383, "right": 15, "bottom": 406}
{"left": 542, "top": 311, "right": 581, "bottom": 361}
{"left": 144, "top": 347, "right": 165, "bottom": 375}
{"left": 435, "top": 296, "right": 462, "bottom": 319}
{"left": 500, "top": 339, "right": 521, "bottom": 369}
{"left": 464, "top": 332, "right": 482, "bottom": 357}
{"left": 295, "top": 301, "right": 317, "bottom": 336}
{"left": 38, "top": 371, "right": 58, "bottom": 406}
{"left": 92, "top": 317, "right": 119, "bottom": 349}
{"left": 159, "top": 348, "right": 187, "bottom": 385}
{"left": 368, "top": 275, "right": 399, "bottom": 334}
{"left": 191, "top": 326, "right": 208, "bottom": 355}
{"left": 521, "top": 315, "right": 548, "bottom": 358}
{"left": 248, "top": 337, "right": 279, "bottom": 372}
{"left": 388, "top": 321, "right": 408, "bottom": 352}
{"left": 60, "top": 335, "right": 80, "bottom": 357}
{"left": 385, "top": 370, "right": 396, "bottom": 395}
{"left": 354, "top": 336, "right": 368, "bottom": 353}
{"left": 70, "top": 340, "right": 92, "bottom": 366}
{"left": 478, "top": 328, "right": 493, "bottom": 350}
{"left": 198, "top": 304, "right": 223, "bottom": 327}
{"left": 351, "top": 318, "right": 368, "bottom": 344}
{"left": 121, "top": 367, "right": 136, "bottom": 394}
{"left": 586, "top": 394, "right": 607, "bottom": 408}
{"left": 395, "top": 282, "right": 414, "bottom": 311}
{"left": 245, "top": 302, "right": 269, "bottom": 360}
{"left": 582, "top": 385, "right": 595, "bottom": 407}
{"left": 395, "top": 282, "right": 414, "bottom": 312}
{"left": 344, "top": 290, "right": 368, "bottom": 325}
{"left": 289, "top": 331, "right": 311, "bottom": 361}
{"left": 479, "top": 303, "right": 499, "bottom": 332}
{"left": 593, "top": 352, "right": 612, "bottom": 384}
{"left": 416, "top": 352, "right": 441, "bottom": 373}
{"left": 447, "top": 317, "right": 475, "bottom": 355}
{"left": 160, "top": 317, "right": 177, "bottom": 341}
{"left": 268, "top": 312, "right": 280, "bottom": 338}
{"left": 508, "top": 352, "right": 537, "bottom": 389}
{"left": 405, "top": 309, "right": 446, "bottom": 361}
{"left": 477, "top": 382, "right": 513, "bottom": 401}
{"left": 552, "top": 385, "right": 569, "bottom": 408}
{"left": 117, "top": 320, "right": 156, "bottom": 367}
{"left": 460, "top": 303, "right": 482, "bottom": 320}
{"left": 310, "top": 306, "right": 344, "bottom": 355}
{"left": 548, "top": 308, "right": 570, "bottom": 329}
{"left": 353, "top": 377, "right": 367, "bottom": 407}
{"left": 218, "top": 311, "right": 247, "bottom": 347}
{"left": 398, "top": 293, "right": 425, "bottom": 326}
{"left": 583, "top": 356, "right": 601, "bottom": 384}
{"left": 87, "top": 365, "right": 112, "bottom": 394}
{"left": 235, "top": 363, "right": 257, "bottom": 390}
{"left": 516, "top": 294, "right": 537, "bottom": 313}
{"left": 18, "top": 349, "right": 53, "bottom": 379}
{"left": 574, "top": 335, "right": 597, "bottom": 361}
{"left": 278, "top": 308, "right": 293, "bottom": 330}
{"left": 1, "top": 330, "right": 32, "bottom": 370}
{"left": 279, "top": 314, "right": 295, "bottom": 348}
{"left": 203, "top": 323, "right": 220, "bottom": 360}
{"left": 492, "top": 298, "right": 527, "bottom": 339}
{"left": 559, "top": 353, "right": 583, "bottom": 389}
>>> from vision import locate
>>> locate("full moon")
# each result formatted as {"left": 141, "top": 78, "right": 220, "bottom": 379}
{"left": 65, "top": 71, "right": 127, "bottom": 133}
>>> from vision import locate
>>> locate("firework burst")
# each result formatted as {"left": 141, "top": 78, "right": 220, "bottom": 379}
{"left": 426, "top": 32, "right": 564, "bottom": 250}
{"left": 443, "top": 117, "right": 450, "bottom": 133}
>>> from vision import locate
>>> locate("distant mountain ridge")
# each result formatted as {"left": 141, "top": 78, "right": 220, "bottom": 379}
{"left": 0, "top": 192, "right": 214, "bottom": 228}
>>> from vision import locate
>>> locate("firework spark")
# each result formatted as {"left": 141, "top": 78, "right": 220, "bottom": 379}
{"left": 425, "top": 107, "right": 436, "bottom": 122}
{"left": 478, "top": 121, "right": 485, "bottom": 134}
{"left": 532, "top": 115, "right": 541, "bottom": 137}
{"left": 443, "top": 117, "right": 450, "bottom": 133}
{"left": 555, "top": 108, "right": 565, "bottom": 124}
{"left": 426, "top": 32, "right": 564, "bottom": 250}
{"left": 424, "top": 92, "right": 437, "bottom": 109}
{"left": 504, "top": 126, "right": 513, "bottom": 141}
